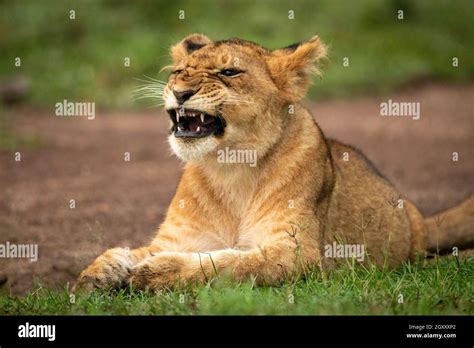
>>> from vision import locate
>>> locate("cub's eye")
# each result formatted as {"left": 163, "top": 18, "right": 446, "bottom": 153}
{"left": 220, "top": 69, "right": 242, "bottom": 77}
{"left": 172, "top": 69, "right": 183, "bottom": 74}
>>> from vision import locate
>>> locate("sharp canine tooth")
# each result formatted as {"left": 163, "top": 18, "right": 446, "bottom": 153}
{"left": 201, "top": 113, "right": 205, "bottom": 122}
{"left": 177, "top": 114, "right": 180, "bottom": 122}
{"left": 177, "top": 126, "right": 183, "bottom": 131}
{"left": 196, "top": 126, "right": 201, "bottom": 132}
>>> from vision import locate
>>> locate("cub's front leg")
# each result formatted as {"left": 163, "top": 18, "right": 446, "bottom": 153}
{"left": 73, "top": 246, "right": 158, "bottom": 292}
{"left": 129, "top": 224, "right": 321, "bottom": 290}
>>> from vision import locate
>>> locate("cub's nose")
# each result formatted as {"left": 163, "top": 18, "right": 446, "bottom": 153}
{"left": 173, "top": 89, "right": 194, "bottom": 104}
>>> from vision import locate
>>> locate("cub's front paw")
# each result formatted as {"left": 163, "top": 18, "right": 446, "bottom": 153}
{"left": 73, "top": 247, "right": 133, "bottom": 293}
{"left": 129, "top": 253, "right": 186, "bottom": 291}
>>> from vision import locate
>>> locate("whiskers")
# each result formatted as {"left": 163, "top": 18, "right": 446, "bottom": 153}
{"left": 133, "top": 77, "right": 257, "bottom": 111}
{"left": 132, "top": 75, "right": 168, "bottom": 108}
{"left": 224, "top": 93, "right": 257, "bottom": 108}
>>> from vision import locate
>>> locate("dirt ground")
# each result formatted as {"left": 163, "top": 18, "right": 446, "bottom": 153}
{"left": 0, "top": 83, "right": 473, "bottom": 295}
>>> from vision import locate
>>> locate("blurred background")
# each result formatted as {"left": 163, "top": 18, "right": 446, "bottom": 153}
{"left": 1, "top": 0, "right": 474, "bottom": 108}
{"left": 0, "top": 0, "right": 473, "bottom": 294}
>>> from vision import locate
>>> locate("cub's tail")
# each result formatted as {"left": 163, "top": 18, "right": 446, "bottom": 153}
{"left": 425, "top": 196, "right": 474, "bottom": 253}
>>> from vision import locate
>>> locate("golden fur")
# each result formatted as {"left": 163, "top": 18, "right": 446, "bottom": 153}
{"left": 74, "top": 34, "right": 474, "bottom": 292}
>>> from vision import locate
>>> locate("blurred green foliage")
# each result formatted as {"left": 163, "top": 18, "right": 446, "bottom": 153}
{"left": 1, "top": 0, "right": 473, "bottom": 109}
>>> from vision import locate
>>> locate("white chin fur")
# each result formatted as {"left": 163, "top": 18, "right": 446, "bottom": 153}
{"left": 168, "top": 134, "right": 218, "bottom": 162}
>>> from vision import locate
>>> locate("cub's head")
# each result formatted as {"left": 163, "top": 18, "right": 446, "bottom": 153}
{"left": 163, "top": 34, "right": 326, "bottom": 163}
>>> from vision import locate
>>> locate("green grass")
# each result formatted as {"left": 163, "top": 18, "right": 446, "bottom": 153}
{"left": 1, "top": 0, "right": 474, "bottom": 109}
{"left": 0, "top": 128, "right": 42, "bottom": 151}
{"left": 0, "top": 110, "right": 43, "bottom": 150}
{"left": 1, "top": 255, "right": 472, "bottom": 315}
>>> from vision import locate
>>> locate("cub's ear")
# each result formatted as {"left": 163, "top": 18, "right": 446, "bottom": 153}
{"left": 171, "top": 34, "right": 212, "bottom": 63}
{"left": 266, "top": 36, "right": 327, "bottom": 101}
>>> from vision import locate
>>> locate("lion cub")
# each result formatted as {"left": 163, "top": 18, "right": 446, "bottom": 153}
{"left": 74, "top": 34, "right": 473, "bottom": 291}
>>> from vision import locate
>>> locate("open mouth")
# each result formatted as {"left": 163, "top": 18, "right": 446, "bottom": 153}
{"left": 167, "top": 108, "right": 226, "bottom": 138}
